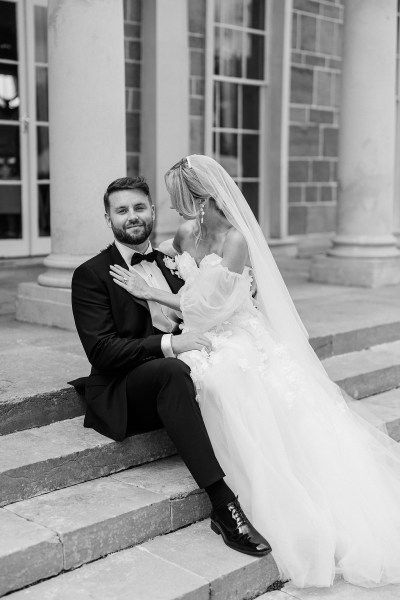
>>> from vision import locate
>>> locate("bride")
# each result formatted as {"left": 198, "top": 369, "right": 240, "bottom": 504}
{"left": 110, "top": 155, "right": 400, "bottom": 589}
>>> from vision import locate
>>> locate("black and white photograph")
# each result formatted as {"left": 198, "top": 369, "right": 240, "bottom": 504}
{"left": 1, "top": 0, "right": 400, "bottom": 598}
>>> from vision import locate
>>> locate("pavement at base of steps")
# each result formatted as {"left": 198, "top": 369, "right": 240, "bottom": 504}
{"left": 2, "top": 256, "right": 400, "bottom": 400}
{"left": 3, "top": 255, "right": 400, "bottom": 330}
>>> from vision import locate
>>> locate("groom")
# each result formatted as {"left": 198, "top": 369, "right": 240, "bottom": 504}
{"left": 70, "top": 176, "right": 271, "bottom": 558}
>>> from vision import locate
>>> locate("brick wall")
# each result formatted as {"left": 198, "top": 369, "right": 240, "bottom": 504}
{"left": 124, "top": 0, "right": 142, "bottom": 176}
{"left": 188, "top": 0, "right": 206, "bottom": 154}
{"left": 122, "top": 0, "right": 344, "bottom": 240}
{"left": 288, "top": 0, "right": 343, "bottom": 236}
{"left": 124, "top": 0, "right": 205, "bottom": 172}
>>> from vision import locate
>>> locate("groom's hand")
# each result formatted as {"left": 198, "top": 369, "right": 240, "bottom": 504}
{"left": 171, "top": 332, "right": 212, "bottom": 355}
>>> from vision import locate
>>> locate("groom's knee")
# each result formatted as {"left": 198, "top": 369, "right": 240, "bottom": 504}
{"left": 155, "top": 357, "right": 191, "bottom": 383}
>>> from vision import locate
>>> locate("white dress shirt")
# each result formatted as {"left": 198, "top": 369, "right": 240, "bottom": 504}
{"left": 114, "top": 240, "right": 180, "bottom": 357}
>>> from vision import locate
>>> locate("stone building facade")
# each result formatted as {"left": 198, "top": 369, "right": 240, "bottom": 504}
{"left": 123, "top": 0, "right": 399, "bottom": 254}
{"left": 289, "top": 0, "right": 342, "bottom": 242}
{"left": 1, "top": 0, "right": 399, "bottom": 259}
{"left": 2, "top": 0, "right": 399, "bottom": 327}
{"left": 123, "top": 0, "right": 345, "bottom": 253}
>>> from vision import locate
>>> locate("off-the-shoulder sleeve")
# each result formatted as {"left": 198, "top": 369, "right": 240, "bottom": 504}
{"left": 179, "top": 259, "right": 252, "bottom": 332}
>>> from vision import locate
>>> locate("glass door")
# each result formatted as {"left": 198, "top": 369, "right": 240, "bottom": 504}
{"left": 0, "top": 0, "right": 29, "bottom": 256}
{"left": 0, "top": 0, "right": 49, "bottom": 258}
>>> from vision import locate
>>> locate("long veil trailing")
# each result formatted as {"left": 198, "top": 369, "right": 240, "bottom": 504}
{"left": 164, "top": 154, "right": 400, "bottom": 588}
{"left": 184, "top": 155, "right": 344, "bottom": 401}
{"left": 170, "top": 153, "right": 400, "bottom": 465}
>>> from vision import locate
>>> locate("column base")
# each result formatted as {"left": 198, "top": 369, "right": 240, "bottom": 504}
{"left": 37, "top": 253, "right": 93, "bottom": 288}
{"left": 268, "top": 237, "right": 298, "bottom": 258}
{"left": 297, "top": 233, "right": 333, "bottom": 258}
{"left": 16, "top": 282, "right": 75, "bottom": 330}
{"left": 310, "top": 255, "right": 400, "bottom": 288}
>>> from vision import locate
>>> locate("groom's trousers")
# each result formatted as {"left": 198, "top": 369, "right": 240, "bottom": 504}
{"left": 125, "top": 357, "right": 225, "bottom": 490}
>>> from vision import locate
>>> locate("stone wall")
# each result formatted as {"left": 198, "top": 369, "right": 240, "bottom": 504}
{"left": 124, "top": 0, "right": 206, "bottom": 171}
{"left": 288, "top": 0, "right": 343, "bottom": 237}
{"left": 188, "top": 0, "right": 206, "bottom": 154}
{"left": 124, "top": 0, "right": 142, "bottom": 176}
{"left": 123, "top": 0, "right": 344, "bottom": 240}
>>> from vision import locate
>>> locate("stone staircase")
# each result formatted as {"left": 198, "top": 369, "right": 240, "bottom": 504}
{"left": 1, "top": 318, "right": 400, "bottom": 599}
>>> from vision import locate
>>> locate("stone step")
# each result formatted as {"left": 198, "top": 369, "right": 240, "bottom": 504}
{"left": 0, "top": 318, "right": 88, "bottom": 436}
{"left": 0, "top": 416, "right": 176, "bottom": 507}
{"left": 0, "top": 387, "right": 85, "bottom": 437}
{"left": 0, "top": 457, "right": 211, "bottom": 597}
{"left": 3, "top": 318, "right": 400, "bottom": 436}
{"left": 1, "top": 391, "right": 399, "bottom": 597}
{"left": 348, "top": 388, "right": 400, "bottom": 442}
{"left": 323, "top": 340, "right": 400, "bottom": 399}
{"left": 1, "top": 385, "right": 399, "bottom": 512}
{"left": 310, "top": 319, "right": 400, "bottom": 361}
{"left": 5, "top": 519, "right": 280, "bottom": 599}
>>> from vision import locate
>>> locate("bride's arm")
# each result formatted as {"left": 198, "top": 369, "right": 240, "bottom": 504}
{"left": 221, "top": 229, "right": 249, "bottom": 274}
{"left": 109, "top": 265, "right": 181, "bottom": 311}
{"left": 222, "top": 233, "right": 257, "bottom": 296}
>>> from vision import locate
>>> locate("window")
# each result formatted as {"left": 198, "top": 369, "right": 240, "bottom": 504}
{"left": 0, "top": 0, "right": 22, "bottom": 241}
{"left": 0, "top": 0, "right": 50, "bottom": 257}
{"left": 207, "top": 0, "right": 268, "bottom": 219}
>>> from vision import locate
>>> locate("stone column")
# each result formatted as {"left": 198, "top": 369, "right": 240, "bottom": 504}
{"left": 267, "top": 0, "right": 298, "bottom": 258}
{"left": 141, "top": 0, "right": 189, "bottom": 245}
{"left": 16, "top": 0, "right": 126, "bottom": 328}
{"left": 311, "top": 0, "right": 400, "bottom": 287}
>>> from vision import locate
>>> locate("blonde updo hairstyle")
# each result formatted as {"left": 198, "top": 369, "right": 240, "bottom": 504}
{"left": 164, "top": 157, "right": 210, "bottom": 218}
{"left": 165, "top": 156, "right": 227, "bottom": 244}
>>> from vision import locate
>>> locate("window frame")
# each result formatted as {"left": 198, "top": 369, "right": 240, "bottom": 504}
{"left": 26, "top": 0, "right": 50, "bottom": 255}
{"left": 204, "top": 0, "right": 270, "bottom": 224}
{"left": 0, "top": 0, "right": 50, "bottom": 258}
{"left": 0, "top": 0, "right": 30, "bottom": 256}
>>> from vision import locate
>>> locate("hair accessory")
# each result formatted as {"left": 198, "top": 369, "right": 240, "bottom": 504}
{"left": 186, "top": 156, "right": 192, "bottom": 168}
{"left": 169, "top": 158, "right": 186, "bottom": 171}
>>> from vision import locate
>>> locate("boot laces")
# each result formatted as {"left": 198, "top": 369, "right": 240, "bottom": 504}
{"left": 228, "top": 503, "right": 247, "bottom": 529}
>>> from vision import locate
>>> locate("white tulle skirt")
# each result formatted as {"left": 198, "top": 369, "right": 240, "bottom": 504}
{"left": 179, "top": 313, "right": 400, "bottom": 589}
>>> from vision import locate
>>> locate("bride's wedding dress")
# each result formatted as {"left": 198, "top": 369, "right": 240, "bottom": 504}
{"left": 175, "top": 250, "right": 400, "bottom": 589}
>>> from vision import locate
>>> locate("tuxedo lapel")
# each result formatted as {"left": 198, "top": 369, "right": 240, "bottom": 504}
{"left": 109, "top": 243, "right": 150, "bottom": 313}
{"left": 108, "top": 243, "right": 183, "bottom": 308}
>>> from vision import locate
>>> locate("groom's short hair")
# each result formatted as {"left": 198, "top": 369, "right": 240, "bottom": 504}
{"left": 104, "top": 176, "right": 152, "bottom": 213}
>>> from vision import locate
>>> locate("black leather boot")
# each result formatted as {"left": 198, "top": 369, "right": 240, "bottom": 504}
{"left": 210, "top": 497, "right": 272, "bottom": 557}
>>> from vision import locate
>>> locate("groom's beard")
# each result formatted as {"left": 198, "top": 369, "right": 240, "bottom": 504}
{"left": 111, "top": 219, "right": 153, "bottom": 245}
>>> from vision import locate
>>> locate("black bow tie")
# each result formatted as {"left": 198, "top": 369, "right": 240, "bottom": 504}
{"left": 130, "top": 250, "right": 158, "bottom": 266}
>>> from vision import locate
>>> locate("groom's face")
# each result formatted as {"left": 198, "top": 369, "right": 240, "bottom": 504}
{"left": 105, "top": 189, "right": 155, "bottom": 246}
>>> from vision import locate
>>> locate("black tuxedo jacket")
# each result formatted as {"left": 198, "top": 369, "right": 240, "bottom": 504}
{"left": 70, "top": 243, "right": 184, "bottom": 441}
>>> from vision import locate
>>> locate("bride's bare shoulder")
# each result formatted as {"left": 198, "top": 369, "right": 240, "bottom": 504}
{"left": 222, "top": 228, "right": 249, "bottom": 273}
{"left": 224, "top": 228, "right": 247, "bottom": 253}
{"left": 173, "top": 220, "right": 197, "bottom": 251}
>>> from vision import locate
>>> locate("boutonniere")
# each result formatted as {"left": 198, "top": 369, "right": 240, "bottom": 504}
{"left": 163, "top": 256, "right": 182, "bottom": 278}
{"left": 100, "top": 243, "right": 113, "bottom": 254}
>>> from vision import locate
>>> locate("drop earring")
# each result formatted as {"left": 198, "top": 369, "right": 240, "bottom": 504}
{"left": 199, "top": 200, "right": 206, "bottom": 224}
